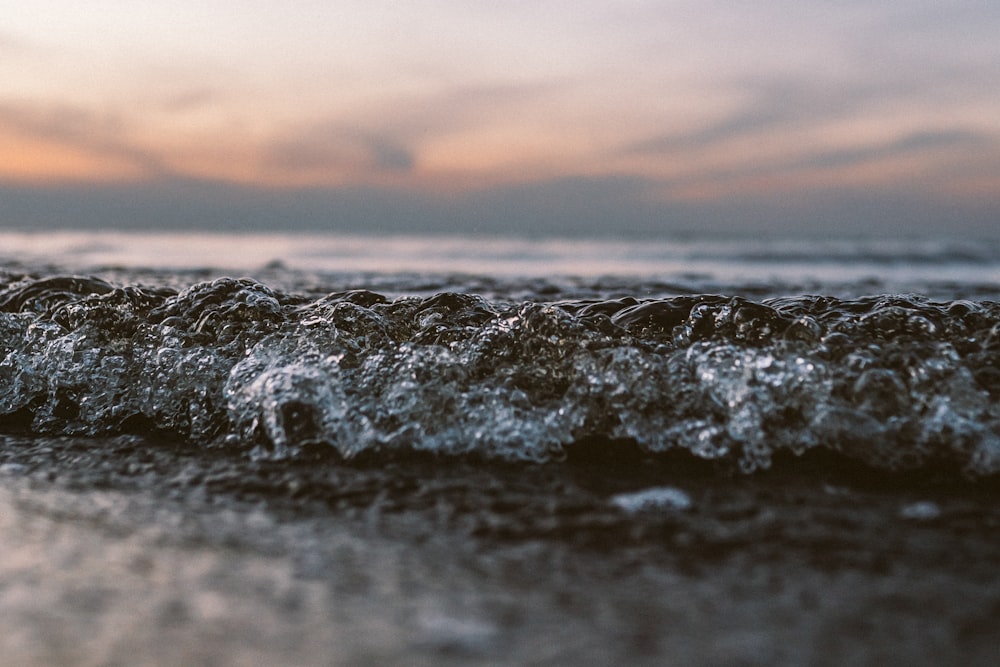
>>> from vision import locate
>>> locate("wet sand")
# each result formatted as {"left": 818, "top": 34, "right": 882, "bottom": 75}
{"left": 0, "top": 435, "right": 998, "bottom": 666}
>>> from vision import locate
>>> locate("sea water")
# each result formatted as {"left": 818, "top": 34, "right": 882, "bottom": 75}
{"left": 1, "top": 229, "right": 999, "bottom": 475}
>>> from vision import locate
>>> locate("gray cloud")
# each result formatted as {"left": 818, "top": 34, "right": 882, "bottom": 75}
{"left": 368, "top": 139, "right": 415, "bottom": 172}
{"left": 159, "top": 88, "right": 220, "bottom": 113}
{"left": 627, "top": 0, "right": 1000, "bottom": 162}
{"left": 786, "top": 130, "right": 989, "bottom": 172}
{"left": 648, "top": 128, "right": 996, "bottom": 199}
{"left": 0, "top": 176, "right": 659, "bottom": 236}
{"left": 261, "top": 124, "right": 416, "bottom": 176}
{"left": 258, "top": 82, "right": 560, "bottom": 178}
{"left": 628, "top": 77, "right": 894, "bottom": 156}
{"left": 378, "top": 81, "right": 563, "bottom": 138}
{"left": 866, "top": 1, "right": 1000, "bottom": 46}
{"left": 3, "top": 173, "right": 998, "bottom": 240}
{"left": 623, "top": 62, "right": 1000, "bottom": 204}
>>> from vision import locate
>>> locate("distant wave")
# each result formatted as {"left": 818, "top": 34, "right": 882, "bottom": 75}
{"left": 2, "top": 232, "right": 999, "bottom": 286}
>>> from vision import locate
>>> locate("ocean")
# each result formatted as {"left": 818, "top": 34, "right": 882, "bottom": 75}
{"left": 1, "top": 229, "right": 999, "bottom": 665}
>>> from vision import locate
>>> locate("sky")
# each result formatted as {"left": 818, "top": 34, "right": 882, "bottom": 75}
{"left": 2, "top": 0, "right": 999, "bottom": 238}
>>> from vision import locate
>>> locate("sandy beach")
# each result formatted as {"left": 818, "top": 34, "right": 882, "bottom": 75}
{"left": 0, "top": 435, "right": 997, "bottom": 666}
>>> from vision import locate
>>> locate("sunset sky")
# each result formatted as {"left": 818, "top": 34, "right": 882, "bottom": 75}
{"left": 2, "top": 1, "right": 999, "bottom": 237}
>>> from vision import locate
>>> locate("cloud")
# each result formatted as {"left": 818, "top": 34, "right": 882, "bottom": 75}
{"left": 442, "top": 175, "right": 662, "bottom": 236}
{"left": 0, "top": 175, "right": 661, "bottom": 236}
{"left": 644, "top": 127, "right": 998, "bottom": 202}
{"left": 624, "top": 11, "right": 1000, "bottom": 161}
{"left": 617, "top": 59, "right": 1000, "bottom": 202}
{"left": 261, "top": 124, "right": 415, "bottom": 179}
{"left": 0, "top": 78, "right": 570, "bottom": 188}
{"left": 159, "top": 88, "right": 220, "bottom": 113}
{"left": 368, "top": 139, "right": 415, "bottom": 172}
{"left": 2, "top": 174, "right": 998, "bottom": 239}
{"left": 0, "top": 100, "right": 173, "bottom": 178}
{"left": 627, "top": 77, "right": 888, "bottom": 155}
{"left": 257, "top": 81, "right": 564, "bottom": 183}
{"left": 785, "top": 130, "right": 989, "bottom": 172}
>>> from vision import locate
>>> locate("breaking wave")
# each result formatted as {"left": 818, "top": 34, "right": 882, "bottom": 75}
{"left": 1, "top": 274, "right": 999, "bottom": 475}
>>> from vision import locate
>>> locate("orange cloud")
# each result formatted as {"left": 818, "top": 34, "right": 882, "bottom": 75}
{"left": 0, "top": 100, "right": 168, "bottom": 183}
{"left": 2, "top": 71, "right": 998, "bottom": 211}
{"left": 0, "top": 132, "right": 145, "bottom": 183}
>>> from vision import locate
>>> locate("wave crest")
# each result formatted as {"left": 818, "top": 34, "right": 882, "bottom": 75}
{"left": 1, "top": 275, "right": 999, "bottom": 474}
